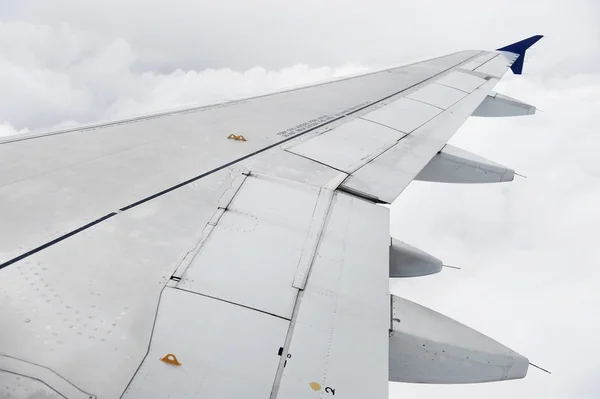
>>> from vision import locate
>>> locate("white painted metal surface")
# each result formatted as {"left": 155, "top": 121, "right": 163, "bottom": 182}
{"left": 389, "top": 295, "right": 529, "bottom": 383}
{"left": 0, "top": 37, "right": 543, "bottom": 397}
{"left": 473, "top": 52, "right": 498, "bottom": 63}
{"left": 389, "top": 238, "right": 442, "bottom": 278}
{"left": 286, "top": 118, "right": 401, "bottom": 173}
{"left": 0, "top": 50, "right": 482, "bottom": 399}
{"left": 276, "top": 193, "right": 390, "bottom": 399}
{"left": 0, "top": 370, "right": 64, "bottom": 399}
{"left": 459, "top": 60, "right": 483, "bottom": 71}
{"left": 0, "top": 355, "right": 94, "bottom": 399}
{"left": 341, "top": 79, "right": 498, "bottom": 203}
{"left": 474, "top": 54, "right": 511, "bottom": 77}
{"left": 435, "top": 71, "right": 486, "bottom": 93}
{"left": 0, "top": 52, "right": 481, "bottom": 266}
{"left": 246, "top": 148, "right": 340, "bottom": 187}
{"left": 123, "top": 287, "right": 289, "bottom": 398}
{"left": 292, "top": 187, "right": 335, "bottom": 290}
{"left": 360, "top": 97, "right": 442, "bottom": 133}
{"left": 472, "top": 92, "right": 537, "bottom": 117}
{"left": 406, "top": 83, "right": 467, "bottom": 109}
{"left": 416, "top": 144, "right": 515, "bottom": 183}
{"left": 177, "top": 173, "right": 321, "bottom": 319}
{"left": 0, "top": 168, "right": 239, "bottom": 398}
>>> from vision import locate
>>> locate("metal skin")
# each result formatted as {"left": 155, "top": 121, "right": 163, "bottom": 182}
{"left": 473, "top": 92, "right": 537, "bottom": 117}
{"left": 340, "top": 78, "right": 497, "bottom": 203}
{"left": 389, "top": 239, "right": 443, "bottom": 278}
{"left": 389, "top": 296, "right": 529, "bottom": 383}
{"left": 0, "top": 37, "right": 541, "bottom": 398}
{"left": 416, "top": 144, "right": 515, "bottom": 183}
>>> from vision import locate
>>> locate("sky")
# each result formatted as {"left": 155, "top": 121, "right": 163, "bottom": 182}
{"left": 1, "top": 1, "right": 599, "bottom": 398}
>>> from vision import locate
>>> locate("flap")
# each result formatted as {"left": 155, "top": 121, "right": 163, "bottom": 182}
{"left": 275, "top": 192, "right": 390, "bottom": 398}
{"left": 177, "top": 173, "right": 322, "bottom": 319}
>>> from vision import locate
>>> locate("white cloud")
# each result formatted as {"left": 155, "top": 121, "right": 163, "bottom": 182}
{"left": 389, "top": 73, "right": 600, "bottom": 398}
{"left": 3, "top": 0, "right": 598, "bottom": 72}
{"left": 0, "top": 21, "right": 367, "bottom": 131}
{"left": 1, "top": 0, "right": 597, "bottom": 131}
{"left": 0, "top": 121, "right": 28, "bottom": 137}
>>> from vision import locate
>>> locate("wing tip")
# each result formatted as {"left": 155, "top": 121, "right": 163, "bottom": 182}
{"left": 496, "top": 35, "right": 544, "bottom": 75}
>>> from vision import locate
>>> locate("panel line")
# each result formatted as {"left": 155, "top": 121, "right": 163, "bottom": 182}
{"left": 0, "top": 52, "right": 484, "bottom": 270}
{"left": 173, "top": 287, "right": 292, "bottom": 321}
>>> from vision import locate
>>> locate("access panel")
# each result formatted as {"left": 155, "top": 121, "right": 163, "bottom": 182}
{"left": 123, "top": 288, "right": 289, "bottom": 398}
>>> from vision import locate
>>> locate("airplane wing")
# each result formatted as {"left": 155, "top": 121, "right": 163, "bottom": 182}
{"left": 0, "top": 35, "right": 542, "bottom": 399}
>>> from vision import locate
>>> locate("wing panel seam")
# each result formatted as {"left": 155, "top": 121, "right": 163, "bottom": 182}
{"left": 0, "top": 354, "right": 96, "bottom": 399}
{"left": 357, "top": 117, "right": 411, "bottom": 135}
{"left": 434, "top": 82, "right": 471, "bottom": 94}
{"left": 172, "top": 287, "right": 292, "bottom": 321}
{"left": 0, "top": 51, "right": 481, "bottom": 145}
{"left": 473, "top": 53, "right": 502, "bottom": 73}
{"left": 292, "top": 187, "right": 335, "bottom": 289}
{"left": 0, "top": 52, "right": 484, "bottom": 270}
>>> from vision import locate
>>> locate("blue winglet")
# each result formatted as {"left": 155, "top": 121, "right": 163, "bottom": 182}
{"left": 496, "top": 35, "right": 543, "bottom": 74}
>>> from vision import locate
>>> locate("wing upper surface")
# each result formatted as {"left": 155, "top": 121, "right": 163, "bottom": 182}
{"left": 0, "top": 50, "right": 478, "bottom": 267}
{"left": 0, "top": 46, "right": 530, "bottom": 398}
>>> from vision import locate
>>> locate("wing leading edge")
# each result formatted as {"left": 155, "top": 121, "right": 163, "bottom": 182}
{"left": 0, "top": 35, "right": 542, "bottom": 398}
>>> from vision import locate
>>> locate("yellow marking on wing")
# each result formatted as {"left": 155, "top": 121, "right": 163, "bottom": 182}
{"left": 160, "top": 353, "right": 182, "bottom": 366}
{"left": 309, "top": 382, "right": 321, "bottom": 391}
{"left": 227, "top": 134, "right": 247, "bottom": 141}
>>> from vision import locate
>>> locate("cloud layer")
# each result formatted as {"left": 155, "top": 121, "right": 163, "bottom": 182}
{"left": 3, "top": 0, "right": 598, "bottom": 72}
{"left": 0, "top": 21, "right": 367, "bottom": 133}
{"left": 1, "top": 0, "right": 598, "bottom": 133}
{"left": 391, "top": 73, "right": 600, "bottom": 398}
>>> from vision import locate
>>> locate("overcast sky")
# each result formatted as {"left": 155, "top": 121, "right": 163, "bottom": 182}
{"left": 1, "top": 1, "right": 599, "bottom": 398}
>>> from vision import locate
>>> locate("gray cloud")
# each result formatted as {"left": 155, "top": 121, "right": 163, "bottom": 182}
{"left": 0, "top": 20, "right": 367, "bottom": 131}
{"left": 2, "top": 0, "right": 599, "bottom": 72}
{"left": 1, "top": 1, "right": 599, "bottom": 398}
{"left": 390, "top": 72, "right": 600, "bottom": 397}
{"left": 0, "top": 0, "right": 598, "bottom": 132}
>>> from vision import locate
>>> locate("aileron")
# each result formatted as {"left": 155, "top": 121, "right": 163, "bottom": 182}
{"left": 341, "top": 78, "right": 498, "bottom": 203}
